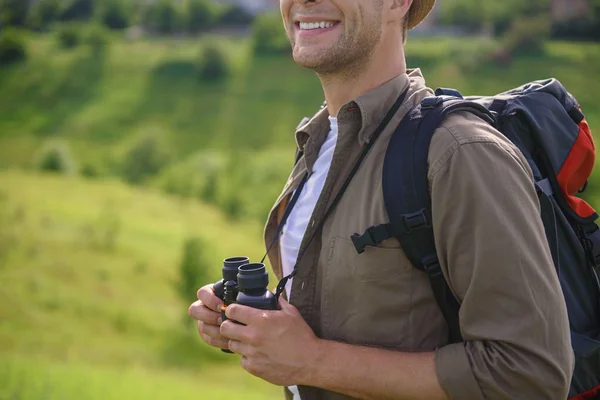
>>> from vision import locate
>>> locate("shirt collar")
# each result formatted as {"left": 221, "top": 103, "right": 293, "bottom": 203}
{"left": 295, "top": 70, "right": 422, "bottom": 148}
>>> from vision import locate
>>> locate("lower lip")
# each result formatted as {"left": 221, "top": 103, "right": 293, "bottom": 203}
{"left": 296, "top": 23, "right": 339, "bottom": 36}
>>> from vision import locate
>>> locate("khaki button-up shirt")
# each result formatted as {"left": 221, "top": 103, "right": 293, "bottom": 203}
{"left": 263, "top": 69, "right": 574, "bottom": 400}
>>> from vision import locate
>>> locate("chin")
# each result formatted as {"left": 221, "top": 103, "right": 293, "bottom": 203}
{"left": 292, "top": 48, "right": 325, "bottom": 70}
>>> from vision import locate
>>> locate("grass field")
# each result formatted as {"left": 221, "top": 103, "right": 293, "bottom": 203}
{"left": 0, "top": 356, "right": 282, "bottom": 400}
{"left": 3, "top": 33, "right": 600, "bottom": 225}
{"left": 1, "top": 34, "right": 599, "bottom": 168}
{"left": 2, "top": 31, "right": 600, "bottom": 399}
{"left": 0, "top": 169, "right": 281, "bottom": 399}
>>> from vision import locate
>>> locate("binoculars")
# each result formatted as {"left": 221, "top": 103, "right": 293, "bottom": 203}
{"left": 213, "top": 256, "right": 278, "bottom": 354}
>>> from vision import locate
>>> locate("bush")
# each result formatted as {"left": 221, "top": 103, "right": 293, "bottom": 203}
{"left": 197, "top": 41, "right": 231, "bottom": 81}
{"left": 84, "top": 23, "right": 111, "bottom": 53}
{"left": 217, "top": 5, "right": 254, "bottom": 26}
{"left": 251, "top": 12, "right": 290, "bottom": 55}
{"left": 185, "top": 0, "right": 216, "bottom": 33}
{"left": 154, "top": 150, "right": 225, "bottom": 201}
{"left": 27, "top": 0, "right": 61, "bottom": 31}
{"left": 552, "top": 16, "right": 600, "bottom": 41}
{"left": 0, "top": 28, "right": 27, "bottom": 66}
{"left": 142, "top": 0, "right": 184, "bottom": 34}
{"left": 34, "top": 140, "right": 78, "bottom": 175}
{"left": 97, "top": 0, "right": 131, "bottom": 30}
{"left": 502, "top": 15, "right": 551, "bottom": 55}
{"left": 438, "top": 0, "right": 485, "bottom": 33}
{"left": 56, "top": 23, "right": 83, "bottom": 49}
{"left": 120, "top": 131, "right": 173, "bottom": 185}
{"left": 451, "top": 39, "right": 499, "bottom": 72}
{"left": 59, "top": 0, "right": 94, "bottom": 22}
{"left": 0, "top": 0, "right": 32, "bottom": 27}
{"left": 438, "top": 0, "right": 551, "bottom": 36}
{"left": 176, "top": 236, "right": 209, "bottom": 309}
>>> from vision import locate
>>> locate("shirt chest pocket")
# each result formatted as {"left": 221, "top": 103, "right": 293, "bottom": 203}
{"left": 321, "top": 235, "right": 415, "bottom": 349}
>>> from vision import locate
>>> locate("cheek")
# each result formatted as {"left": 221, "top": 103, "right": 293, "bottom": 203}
{"left": 280, "top": 0, "right": 292, "bottom": 19}
{"left": 279, "top": 2, "right": 293, "bottom": 35}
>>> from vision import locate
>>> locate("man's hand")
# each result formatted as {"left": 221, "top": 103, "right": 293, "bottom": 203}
{"left": 220, "top": 297, "right": 321, "bottom": 387}
{"left": 188, "top": 284, "right": 230, "bottom": 350}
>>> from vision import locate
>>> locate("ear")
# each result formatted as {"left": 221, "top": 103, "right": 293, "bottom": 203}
{"left": 385, "top": 0, "right": 411, "bottom": 25}
{"left": 391, "top": 0, "right": 412, "bottom": 12}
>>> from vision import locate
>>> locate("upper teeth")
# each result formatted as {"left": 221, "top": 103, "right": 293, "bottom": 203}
{"left": 299, "top": 21, "right": 336, "bottom": 30}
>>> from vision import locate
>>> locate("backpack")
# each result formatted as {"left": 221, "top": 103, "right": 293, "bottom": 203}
{"left": 349, "top": 79, "right": 600, "bottom": 399}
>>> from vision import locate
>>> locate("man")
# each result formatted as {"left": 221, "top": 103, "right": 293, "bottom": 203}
{"left": 189, "top": 0, "right": 575, "bottom": 399}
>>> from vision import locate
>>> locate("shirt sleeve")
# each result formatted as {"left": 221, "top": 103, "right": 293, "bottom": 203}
{"left": 430, "top": 122, "right": 575, "bottom": 399}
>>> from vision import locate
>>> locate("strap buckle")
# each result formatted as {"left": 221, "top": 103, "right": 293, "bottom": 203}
{"left": 351, "top": 226, "right": 378, "bottom": 255}
{"left": 350, "top": 224, "right": 394, "bottom": 255}
{"left": 403, "top": 209, "right": 431, "bottom": 231}
{"left": 422, "top": 253, "right": 443, "bottom": 279}
{"left": 421, "top": 97, "right": 443, "bottom": 110}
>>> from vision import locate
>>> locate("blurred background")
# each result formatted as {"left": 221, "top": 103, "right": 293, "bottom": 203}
{"left": 0, "top": 0, "right": 599, "bottom": 399}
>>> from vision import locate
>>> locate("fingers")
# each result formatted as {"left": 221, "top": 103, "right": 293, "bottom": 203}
{"left": 200, "top": 321, "right": 227, "bottom": 341}
{"left": 224, "top": 303, "right": 264, "bottom": 325}
{"left": 228, "top": 339, "right": 252, "bottom": 357}
{"left": 197, "top": 284, "right": 223, "bottom": 313}
{"left": 188, "top": 300, "right": 222, "bottom": 325}
{"left": 220, "top": 320, "right": 254, "bottom": 344}
{"left": 198, "top": 321, "right": 230, "bottom": 349}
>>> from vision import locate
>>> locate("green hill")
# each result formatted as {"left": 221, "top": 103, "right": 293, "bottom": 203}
{"left": 3, "top": 34, "right": 600, "bottom": 226}
{"left": 0, "top": 169, "right": 282, "bottom": 399}
{"left": 2, "top": 34, "right": 599, "bottom": 170}
{"left": 2, "top": 31, "right": 600, "bottom": 399}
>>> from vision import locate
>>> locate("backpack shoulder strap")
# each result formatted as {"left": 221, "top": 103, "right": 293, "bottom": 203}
{"left": 373, "top": 92, "right": 494, "bottom": 343}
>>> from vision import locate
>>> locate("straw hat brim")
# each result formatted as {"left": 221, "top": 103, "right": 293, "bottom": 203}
{"left": 408, "top": 0, "right": 436, "bottom": 30}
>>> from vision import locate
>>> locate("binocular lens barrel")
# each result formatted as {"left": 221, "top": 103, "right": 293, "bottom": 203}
{"left": 222, "top": 256, "right": 250, "bottom": 281}
{"left": 214, "top": 256, "right": 249, "bottom": 300}
{"left": 237, "top": 262, "right": 269, "bottom": 291}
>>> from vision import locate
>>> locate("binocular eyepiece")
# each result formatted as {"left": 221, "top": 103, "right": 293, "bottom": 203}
{"left": 213, "top": 256, "right": 248, "bottom": 300}
{"left": 214, "top": 256, "right": 278, "bottom": 354}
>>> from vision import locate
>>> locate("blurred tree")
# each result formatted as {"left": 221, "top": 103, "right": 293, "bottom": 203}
{"left": 96, "top": 0, "right": 131, "bottom": 30}
{"left": 121, "top": 131, "right": 173, "bottom": 185}
{"left": 56, "top": 23, "right": 83, "bottom": 49}
{"left": 439, "top": 0, "right": 550, "bottom": 36}
{"left": 185, "top": 0, "right": 216, "bottom": 33}
{"left": 252, "top": 11, "right": 291, "bottom": 55}
{"left": 502, "top": 14, "right": 551, "bottom": 55}
{"left": 27, "top": 0, "right": 61, "bottom": 31}
{"left": 84, "top": 23, "right": 111, "bottom": 54}
{"left": 0, "top": 28, "right": 27, "bottom": 66}
{"left": 200, "top": 170, "right": 218, "bottom": 204}
{"left": 142, "top": 0, "right": 183, "bottom": 34}
{"left": 60, "top": 0, "right": 95, "bottom": 21}
{"left": 552, "top": 0, "right": 600, "bottom": 41}
{"left": 35, "top": 140, "right": 78, "bottom": 175}
{"left": 197, "top": 40, "right": 231, "bottom": 81}
{"left": 217, "top": 4, "right": 254, "bottom": 26}
{"left": 0, "top": 0, "right": 32, "bottom": 27}
{"left": 176, "top": 236, "right": 209, "bottom": 311}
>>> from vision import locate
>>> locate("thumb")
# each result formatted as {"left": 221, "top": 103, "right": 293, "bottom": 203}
{"left": 278, "top": 296, "right": 296, "bottom": 312}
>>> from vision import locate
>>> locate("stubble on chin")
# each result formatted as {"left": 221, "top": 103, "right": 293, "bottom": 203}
{"left": 291, "top": 30, "right": 378, "bottom": 82}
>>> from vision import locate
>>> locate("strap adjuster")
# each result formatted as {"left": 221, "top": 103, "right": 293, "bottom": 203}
{"left": 422, "top": 254, "right": 443, "bottom": 279}
{"left": 421, "top": 97, "right": 443, "bottom": 110}
{"left": 403, "top": 209, "right": 431, "bottom": 231}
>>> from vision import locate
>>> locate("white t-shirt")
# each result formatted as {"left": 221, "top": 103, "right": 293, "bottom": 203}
{"left": 279, "top": 116, "right": 338, "bottom": 400}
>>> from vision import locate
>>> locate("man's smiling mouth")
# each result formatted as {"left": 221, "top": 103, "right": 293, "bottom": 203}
{"left": 298, "top": 21, "right": 338, "bottom": 30}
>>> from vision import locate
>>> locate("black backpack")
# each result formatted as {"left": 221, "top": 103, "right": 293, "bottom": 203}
{"left": 350, "top": 79, "right": 600, "bottom": 399}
